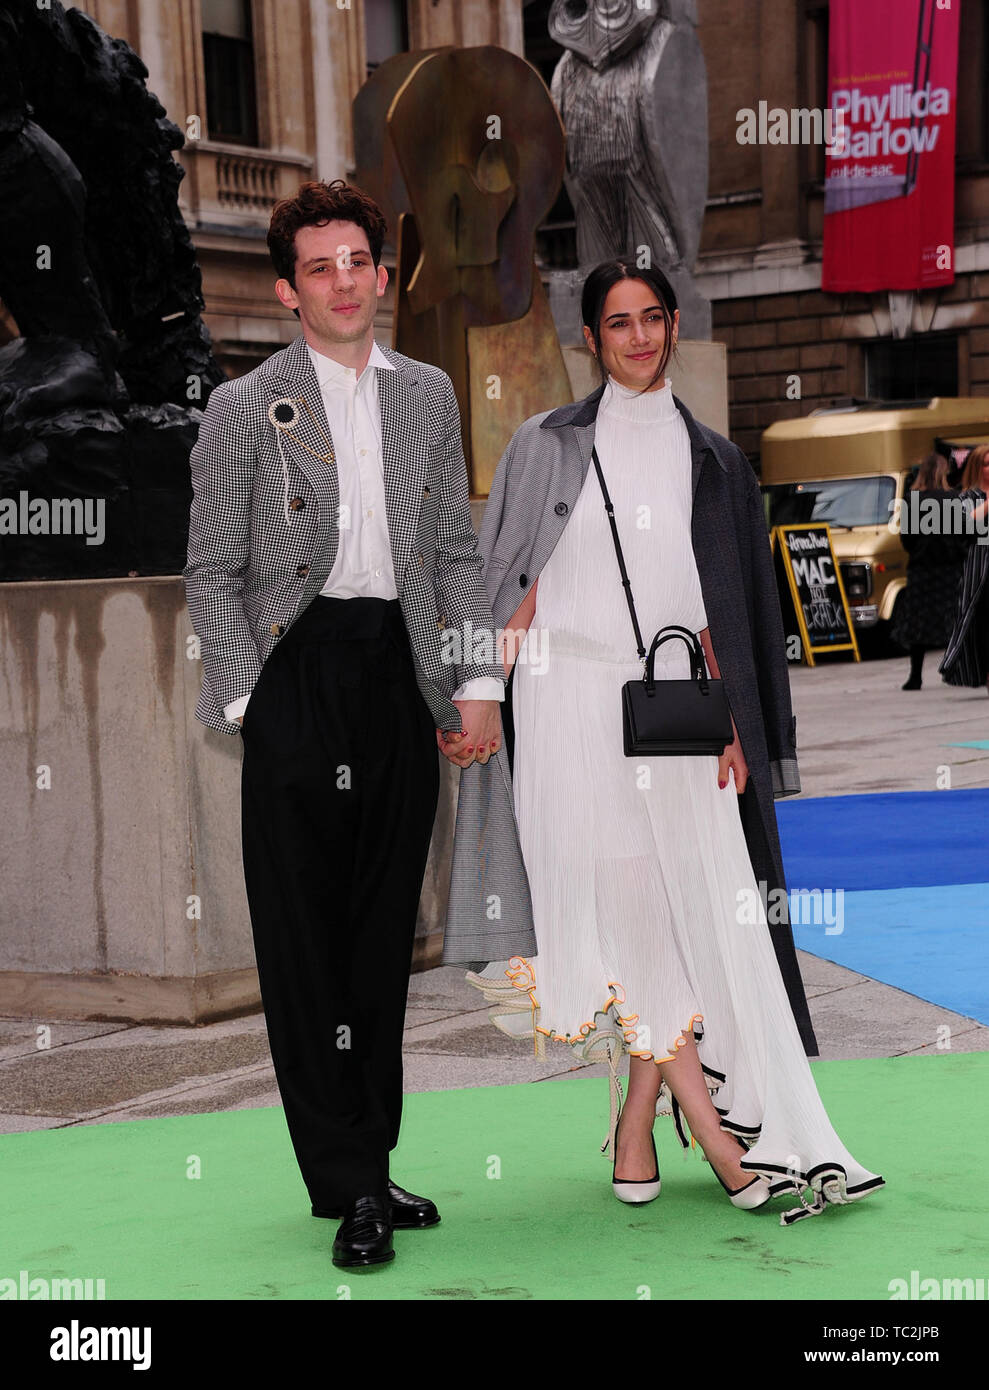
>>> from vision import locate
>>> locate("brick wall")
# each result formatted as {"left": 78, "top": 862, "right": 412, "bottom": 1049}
{"left": 713, "top": 274, "right": 989, "bottom": 464}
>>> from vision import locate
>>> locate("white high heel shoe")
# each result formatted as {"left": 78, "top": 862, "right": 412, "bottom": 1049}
{"left": 712, "top": 1137, "right": 772, "bottom": 1210}
{"left": 612, "top": 1125, "right": 662, "bottom": 1204}
{"left": 721, "top": 1173, "right": 773, "bottom": 1210}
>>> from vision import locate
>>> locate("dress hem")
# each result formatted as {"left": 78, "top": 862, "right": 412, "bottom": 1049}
{"left": 506, "top": 954, "right": 704, "bottom": 1065}
{"left": 497, "top": 957, "right": 886, "bottom": 1226}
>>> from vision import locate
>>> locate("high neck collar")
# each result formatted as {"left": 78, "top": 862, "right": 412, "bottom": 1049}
{"left": 600, "top": 374, "right": 677, "bottom": 422}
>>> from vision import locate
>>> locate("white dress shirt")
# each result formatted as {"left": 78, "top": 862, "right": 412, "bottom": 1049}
{"left": 224, "top": 339, "right": 502, "bottom": 721}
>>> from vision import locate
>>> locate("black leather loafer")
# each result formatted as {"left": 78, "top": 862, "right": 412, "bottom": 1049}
{"left": 315, "top": 1180, "right": 440, "bottom": 1230}
{"left": 330, "top": 1194, "right": 394, "bottom": 1269}
{"left": 385, "top": 1181, "right": 441, "bottom": 1228}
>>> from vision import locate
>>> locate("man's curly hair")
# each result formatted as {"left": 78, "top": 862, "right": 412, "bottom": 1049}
{"left": 267, "top": 179, "right": 388, "bottom": 285}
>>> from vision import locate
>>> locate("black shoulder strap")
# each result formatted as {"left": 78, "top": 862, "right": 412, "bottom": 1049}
{"left": 590, "top": 445, "right": 646, "bottom": 663}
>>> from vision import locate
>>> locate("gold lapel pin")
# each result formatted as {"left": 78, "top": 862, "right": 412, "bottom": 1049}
{"left": 267, "top": 394, "right": 335, "bottom": 466}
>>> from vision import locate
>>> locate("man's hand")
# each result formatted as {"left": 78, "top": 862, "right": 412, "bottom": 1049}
{"left": 437, "top": 700, "right": 502, "bottom": 768}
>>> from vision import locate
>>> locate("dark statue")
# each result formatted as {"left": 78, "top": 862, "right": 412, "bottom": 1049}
{"left": 0, "top": 0, "right": 224, "bottom": 580}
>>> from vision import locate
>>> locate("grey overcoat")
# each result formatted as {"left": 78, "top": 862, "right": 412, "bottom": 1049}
{"left": 443, "top": 381, "right": 819, "bottom": 1057}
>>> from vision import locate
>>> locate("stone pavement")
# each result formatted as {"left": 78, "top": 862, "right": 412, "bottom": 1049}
{"left": 2, "top": 647, "right": 987, "bottom": 1136}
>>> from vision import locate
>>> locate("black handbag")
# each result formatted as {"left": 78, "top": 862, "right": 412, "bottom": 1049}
{"left": 591, "top": 445, "right": 734, "bottom": 757}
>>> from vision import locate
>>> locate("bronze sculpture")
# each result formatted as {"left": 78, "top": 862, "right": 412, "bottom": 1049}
{"left": 353, "top": 45, "right": 573, "bottom": 497}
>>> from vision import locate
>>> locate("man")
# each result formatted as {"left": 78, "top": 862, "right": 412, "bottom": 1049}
{"left": 183, "top": 179, "right": 505, "bottom": 1269}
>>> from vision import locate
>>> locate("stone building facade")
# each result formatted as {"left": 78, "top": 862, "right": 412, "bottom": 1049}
{"left": 78, "top": 0, "right": 524, "bottom": 379}
{"left": 75, "top": 0, "right": 988, "bottom": 466}
{"left": 693, "top": 0, "right": 989, "bottom": 462}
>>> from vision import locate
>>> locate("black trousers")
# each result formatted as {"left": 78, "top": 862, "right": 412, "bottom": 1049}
{"left": 239, "top": 595, "right": 440, "bottom": 1207}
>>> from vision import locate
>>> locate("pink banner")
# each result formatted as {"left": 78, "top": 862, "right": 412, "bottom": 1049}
{"left": 822, "top": 0, "right": 959, "bottom": 293}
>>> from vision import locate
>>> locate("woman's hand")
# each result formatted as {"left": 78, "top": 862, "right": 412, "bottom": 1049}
{"left": 438, "top": 700, "right": 503, "bottom": 768}
{"left": 718, "top": 720, "right": 749, "bottom": 793}
{"left": 696, "top": 628, "right": 747, "bottom": 792}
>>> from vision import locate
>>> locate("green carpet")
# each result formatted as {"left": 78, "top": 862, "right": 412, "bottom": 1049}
{"left": 3, "top": 1053, "right": 984, "bottom": 1301}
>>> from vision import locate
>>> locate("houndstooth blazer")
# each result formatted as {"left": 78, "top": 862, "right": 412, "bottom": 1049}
{"left": 183, "top": 333, "right": 505, "bottom": 735}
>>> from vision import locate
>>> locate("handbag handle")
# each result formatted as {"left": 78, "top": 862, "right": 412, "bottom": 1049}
{"left": 645, "top": 627, "right": 709, "bottom": 696}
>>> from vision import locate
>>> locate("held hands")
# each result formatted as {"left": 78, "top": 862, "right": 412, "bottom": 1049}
{"left": 717, "top": 718, "right": 748, "bottom": 794}
{"left": 437, "top": 700, "right": 503, "bottom": 769}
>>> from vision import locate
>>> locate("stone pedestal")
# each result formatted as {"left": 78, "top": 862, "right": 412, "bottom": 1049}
{"left": 0, "top": 576, "right": 454, "bottom": 1023}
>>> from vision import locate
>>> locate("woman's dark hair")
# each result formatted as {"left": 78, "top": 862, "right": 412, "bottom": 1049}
{"left": 267, "top": 179, "right": 387, "bottom": 286}
{"left": 580, "top": 259, "right": 680, "bottom": 394}
{"left": 911, "top": 451, "right": 950, "bottom": 491}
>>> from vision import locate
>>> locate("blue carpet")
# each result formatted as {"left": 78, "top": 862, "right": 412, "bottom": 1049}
{"left": 777, "top": 790, "right": 989, "bottom": 1022}
{"left": 790, "top": 883, "right": 989, "bottom": 1024}
{"left": 777, "top": 788, "right": 989, "bottom": 890}
{"left": 946, "top": 740, "right": 989, "bottom": 749}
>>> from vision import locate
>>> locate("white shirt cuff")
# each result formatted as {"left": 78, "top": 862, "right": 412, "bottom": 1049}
{"left": 224, "top": 695, "right": 250, "bottom": 722}
{"left": 452, "top": 678, "right": 505, "bottom": 702}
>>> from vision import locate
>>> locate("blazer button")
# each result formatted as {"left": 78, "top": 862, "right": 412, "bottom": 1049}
{"left": 437, "top": 615, "right": 446, "bottom": 629}
{"left": 296, "top": 563, "right": 310, "bottom": 577}
{"left": 270, "top": 623, "right": 283, "bottom": 636}
{"left": 418, "top": 551, "right": 424, "bottom": 567}
{"left": 288, "top": 496, "right": 305, "bottom": 511}
{"left": 519, "top": 572, "right": 528, "bottom": 587}
{"left": 423, "top": 485, "right": 431, "bottom": 497}
{"left": 555, "top": 501, "right": 569, "bottom": 516}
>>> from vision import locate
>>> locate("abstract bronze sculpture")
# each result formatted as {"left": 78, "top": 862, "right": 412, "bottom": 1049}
{"left": 353, "top": 45, "right": 573, "bottom": 497}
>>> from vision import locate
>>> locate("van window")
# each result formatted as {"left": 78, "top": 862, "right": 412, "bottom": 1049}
{"left": 762, "top": 476, "right": 897, "bottom": 529}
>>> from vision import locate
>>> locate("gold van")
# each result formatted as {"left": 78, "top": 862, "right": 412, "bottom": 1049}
{"left": 759, "top": 398, "right": 989, "bottom": 649}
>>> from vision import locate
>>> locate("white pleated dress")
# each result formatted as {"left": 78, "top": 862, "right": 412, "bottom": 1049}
{"left": 469, "top": 375, "right": 885, "bottom": 1224}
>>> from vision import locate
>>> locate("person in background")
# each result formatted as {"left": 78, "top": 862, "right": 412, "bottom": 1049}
{"left": 940, "top": 443, "right": 989, "bottom": 694}
{"left": 891, "top": 452, "right": 966, "bottom": 691}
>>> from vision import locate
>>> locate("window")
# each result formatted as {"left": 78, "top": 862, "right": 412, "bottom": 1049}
{"left": 957, "top": 0, "right": 989, "bottom": 164}
{"left": 865, "top": 335, "right": 959, "bottom": 400}
{"left": 801, "top": 3, "right": 830, "bottom": 188}
{"left": 365, "top": 0, "right": 408, "bottom": 75}
{"left": 202, "top": 0, "right": 259, "bottom": 146}
{"left": 763, "top": 476, "right": 898, "bottom": 529}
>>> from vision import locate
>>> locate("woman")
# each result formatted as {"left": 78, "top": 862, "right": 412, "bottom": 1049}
{"left": 891, "top": 452, "right": 966, "bottom": 690}
{"left": 447, "top": 260, "right": 884, "bottom": 1224}
{"left": 940, "top": 443, "right": 989, "bottom": 692}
